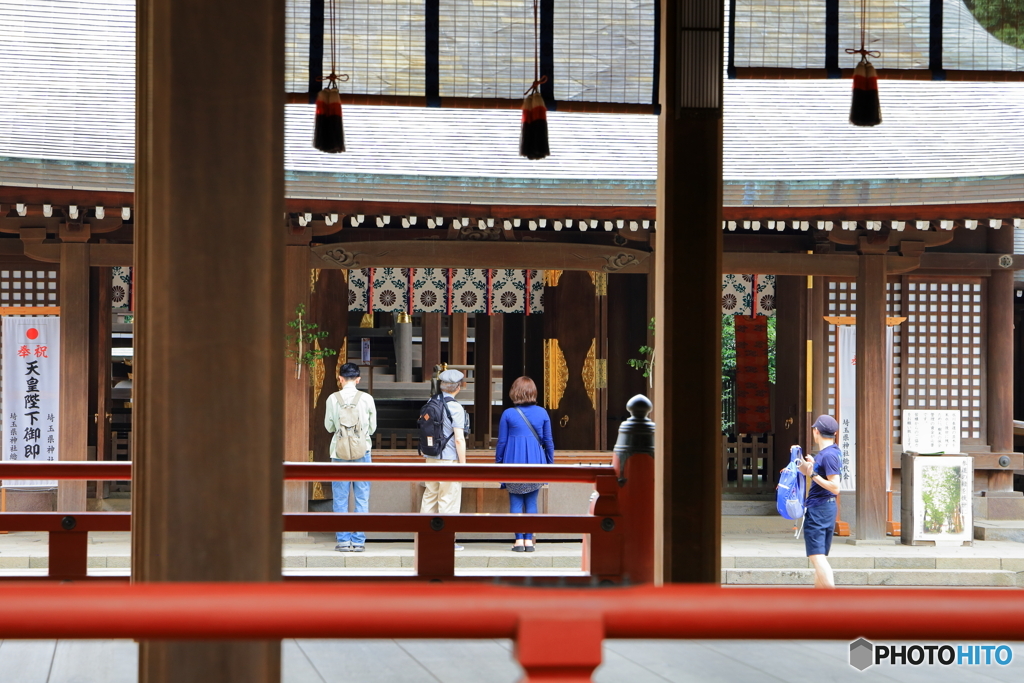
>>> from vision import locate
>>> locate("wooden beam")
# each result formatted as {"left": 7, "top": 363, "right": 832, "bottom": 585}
{"left": 283, "top": 244, "right": 310, "bottom": 518}
{"left": 734, "top": 67, "right": 1024, "bottom": 82}
{"left": 723, "top": 252, "right": 919, "bottom": 276}
{"left": 283, "top": 91, "right": 657, "bottom": 114}
{"left": 988, "top": 228, "right": 1016, "bottom": 493}
{"left": 421, "top": 312, "right": 442, "bottom": 382}
{"left": 450, "top": 313, "right": 468, "bottom": 366}
{"left": 311, "top": 241, "right": 651, "bottom": 274}
{"left": 89, "top": 266, "right": 112, "bottom": 499}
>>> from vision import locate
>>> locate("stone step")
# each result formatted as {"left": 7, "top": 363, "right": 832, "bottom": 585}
{"left": 974, "top": 495, "right": 1024, "bottom": 521}
{"left": 723, "top": 567, "right": 1021, "bottom": 587}
{"left": 722, "top": 500, "right": 778, "bottom": 516}
{"left": 974, "top": 520, "right": 1024, "bottom": 542}
{"left": 727, "top": 555, "right": 1024, "bottom": 571}
{"left": 721, "top": 515, "right": 799, "bottom": 534}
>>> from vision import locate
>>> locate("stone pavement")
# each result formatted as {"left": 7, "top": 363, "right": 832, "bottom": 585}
{"left": 2, "top": 638, "right": 1023, "bottom": 682}
{"left": 4, "top": 531, "right": 1024, "bottom": 585}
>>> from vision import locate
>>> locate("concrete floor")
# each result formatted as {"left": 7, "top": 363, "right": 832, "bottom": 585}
{"left": 2, "top": 638, "right": 1023, "bottom": 682}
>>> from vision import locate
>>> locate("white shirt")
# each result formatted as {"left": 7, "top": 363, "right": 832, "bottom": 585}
{"left": 324, "top": 384, "right": 377, "bottom": 455}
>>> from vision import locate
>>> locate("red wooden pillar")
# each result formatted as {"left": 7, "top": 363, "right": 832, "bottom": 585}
{"left": 474, "top": 314, "right": 493, "bottom": 448}
{"left": 855, "top": 249, "right": 888, "bottom": 540}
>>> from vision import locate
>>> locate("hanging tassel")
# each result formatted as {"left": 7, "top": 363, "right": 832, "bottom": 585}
{"left": 313, "top": 86, "right": 345, "bottom": 153}
{"left": 360, "top": 267, "right": 374, "bottom": 327}
{"left": 849, "top": 57, "right": 881, "bottom": 127}
{"left": 519, "top": 91, "right": 549, "bottom": 160}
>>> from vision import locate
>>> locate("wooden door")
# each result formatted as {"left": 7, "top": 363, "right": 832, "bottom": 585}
{"left": 542, "top": 271, "right": 607, "bottom": 450}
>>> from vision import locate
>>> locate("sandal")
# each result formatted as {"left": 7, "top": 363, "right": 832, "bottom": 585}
{"left": 512, "top": 545, "right": 526, "bottom": 552}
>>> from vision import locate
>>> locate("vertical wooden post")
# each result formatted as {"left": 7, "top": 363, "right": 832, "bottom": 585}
{"left": 309, "top": 268, "right": 349, "bottom": 469}
{"left": 502, "top": 313, "right": 525, "bottom": 408}
{"left": 422, "top": 312, "right": 442, "bottom": 382}
{"left": 89, "top": 266, "right": 112, "bottom": 498}
{"left": 450, "top": 313, "right": 468, "bottom": 366}
{"left": 284, "top": 242, "right": 310, "bottom": 516}
{"left": 808, "top": 274, "right": 826, "bottom": 446}
{"left": 135, "top": 0, "right": 284, "bottom": 682}
{"left": 654, "top": 0, "right": 723, "bottom": 583}
{"left": 58, "top": 242, "right": 90, "bottom": 512}
{"left": 988, "top": 227, "right": 1015, "bottom": 492}
{"left": 855, "top": 251, "right": 888, "bottom": 540}
{"left": 474, "top": 314, "right": 493, "bottom": 447}
{"left": 774, "top": 276, "right": 807, "bottom": 468}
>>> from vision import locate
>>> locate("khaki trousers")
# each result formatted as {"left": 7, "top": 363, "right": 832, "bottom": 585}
{"left": 420, "top": 457, "right": 462, "bottom": 514}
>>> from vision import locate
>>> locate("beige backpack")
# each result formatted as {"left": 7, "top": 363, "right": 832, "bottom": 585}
{"left": 331, "top": 391, "right": 367, "bottom": 460}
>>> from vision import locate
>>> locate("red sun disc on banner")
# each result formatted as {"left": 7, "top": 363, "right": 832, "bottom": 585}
{"left": 26, "top": 328, "right": 39, "bottom": 340}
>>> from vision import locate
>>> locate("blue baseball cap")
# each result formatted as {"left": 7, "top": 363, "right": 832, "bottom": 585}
{"left": 812, "top": 415, "right": 839, "bottom": 437}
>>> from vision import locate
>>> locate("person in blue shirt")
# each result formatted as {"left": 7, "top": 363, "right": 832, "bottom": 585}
{"left": 495, "top": 376, "right": 555, "bottom": 552}
{"left": 798, "top": 414, "right": 843, "bottom": 588}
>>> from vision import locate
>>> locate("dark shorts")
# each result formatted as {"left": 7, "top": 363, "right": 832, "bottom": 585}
{"left": 804, "top": 498, "right": 837, "bottom": 557}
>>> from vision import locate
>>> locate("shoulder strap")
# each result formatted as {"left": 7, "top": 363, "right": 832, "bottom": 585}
{"left": 514, "top": 407, "right": 543, "bottom": 447}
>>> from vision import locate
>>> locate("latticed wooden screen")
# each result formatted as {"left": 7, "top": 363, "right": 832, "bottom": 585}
{"left": 824, "top": 279, "right": 903, "bottom": 442}
{"left": 0, "top": 268, "right": 59, "bottom": 307}
{"left": 904, "top": 278, "right": 985, "bottom": 444}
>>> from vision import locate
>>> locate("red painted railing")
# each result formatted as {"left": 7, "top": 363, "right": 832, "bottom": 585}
{"left": 0, "top": 456, "right": 652, "bottom": 584}
{"left": 2, "top": 583, "right": 1023, "bottom": 681}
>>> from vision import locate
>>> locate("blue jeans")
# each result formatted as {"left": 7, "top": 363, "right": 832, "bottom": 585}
{"left": 509, "top": 489, "right": 540, "bottom": 541}
{"left": 332, "top": 452, "right": 371, "bottom": 545}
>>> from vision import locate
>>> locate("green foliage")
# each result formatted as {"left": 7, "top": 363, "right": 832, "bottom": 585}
{"left": 966, "top": 0, "right": 1024, "bottom": 49}
{"left": 627, "top": 317, "right": 656, "bottom": 378}
{"left": 286, "top": 303, "right": 337, "bottom": 371}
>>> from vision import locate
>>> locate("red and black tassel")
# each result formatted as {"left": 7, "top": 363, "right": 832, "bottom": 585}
{"left": 313, "top": 86, "right": 345, "bottom": 153}
{"left": 849, "top": 57, "right": 881, "bottom": 127}
{"left": 519, "top": 91, "right": 549, "bottom": 160}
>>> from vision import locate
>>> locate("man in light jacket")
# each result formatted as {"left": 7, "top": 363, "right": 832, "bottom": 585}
{"left": 324, "top": 362, "right": 377, "bottom": 552}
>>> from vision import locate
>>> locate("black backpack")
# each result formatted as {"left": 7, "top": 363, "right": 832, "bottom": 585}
{"left": 417, "top": 393, "right": 457, "bottom": 457}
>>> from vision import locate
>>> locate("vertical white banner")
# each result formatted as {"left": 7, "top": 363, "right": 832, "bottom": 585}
{"left": 2, "top": 316, "right": 60, "bottom": 488}
{"left": 837, "top": 325, "right": 857, "bottom": 491}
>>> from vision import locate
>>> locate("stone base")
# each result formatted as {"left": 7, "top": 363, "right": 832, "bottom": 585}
{"left": 1, "top": 489, "right": 56, "bottom": 512}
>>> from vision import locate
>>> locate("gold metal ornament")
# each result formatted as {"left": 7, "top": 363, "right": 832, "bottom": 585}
{"left": 582, "top": 338, "right": 597, "bottom": 410}
{"left": 588, "top": 271, "right": 608, "bottom": 296}
{"left": 544, "top": 270, "right": 563, "bottom": 287}
{"left": 310, "top": 268, "right": 321, "bottom": 293}
{"left": 543, "top": 338, "right": 567, "bottom": 410}
{"left": 359, "top": 313, "right": 374, "bottom": 328}
{"left": 595, "top": 358, "right": 608, "bottom": 390}
{"left": 309, "top": 451, "right": 325, "bottom": 500}
{"left": 396, "top": 311, "right": 412, "bottom": 324}
{"left": 312, "top": 339, "right": 326, "bottom": 408}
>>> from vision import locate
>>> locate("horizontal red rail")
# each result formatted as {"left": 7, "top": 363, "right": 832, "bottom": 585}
{"left": 0, "top": 512, "right": 608, "bottom": 535}
{"left": 0, "top": 462, "right": 612, "bottom": 483}
{"left": 2, "top": 583, "right": 1023, "bottom": 641}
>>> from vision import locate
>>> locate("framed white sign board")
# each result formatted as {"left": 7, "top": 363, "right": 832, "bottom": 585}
{"left": 902, "top": 410, "right": 961, "bottom": 454}
{"left": 903, "top": 454, "right": 973, "bottom": 546}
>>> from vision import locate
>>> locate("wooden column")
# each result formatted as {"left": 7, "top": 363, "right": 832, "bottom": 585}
{"left": 309, "top": 268, "right": 347, "bottom": 511}
{"left": 283, "top": 243, "right": 310, "bottom": 515}
{"left": 450, "top": 313, "right": 468, "bottom": 365}
{"left": 473, "top": 314, "right": 493, "bottom": 448}
{"left": 988, "top": 227, "right": 1015, "bottom": 492}
{"left": 654, "top": 0, "right": 723, "bottom": 583}
{"left": 422, "top": 312, "right": 442, "bottom": 382}
{"left": 855, "top": 252, "right": 888, "bottom": 540}
{"left": 502, "top": 313, "right": 524, "bottom": 408}
{"left": 135, "top": 0, "right": 283, "bottom": 681}
{"left": 774, "top": 276, "right": 807, "bottom": 466}
{"left": 58, "top": 242, "right": 90, "bottom": 512}
{"left": 808, "top": 275, "right": 826, "bottom": 443}
{"left": 88, "top": 266, "right": 113, "bottom": 498}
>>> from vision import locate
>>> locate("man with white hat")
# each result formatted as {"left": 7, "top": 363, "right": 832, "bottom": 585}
{"left": 420, "top": 369, "right": 468, "bottom": 535}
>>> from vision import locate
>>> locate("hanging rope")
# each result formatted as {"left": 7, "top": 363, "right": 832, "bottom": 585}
{"left": 846, "top": 0, "right": 882, "bottom": 127}
{"left": 313, "top": 0, "right": 350, "bottom": 153}
{"left": 519, "top": 0, "right": 550, "bottom": 159}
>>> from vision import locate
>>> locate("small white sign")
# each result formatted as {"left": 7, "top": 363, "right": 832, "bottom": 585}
{"left": 903, "top": 410, "right": 961, "bottom": 454}
{"left": 360, "top": 338, "right": 371, "bottom": 364}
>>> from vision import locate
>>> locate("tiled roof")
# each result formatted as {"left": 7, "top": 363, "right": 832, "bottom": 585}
{"left": 2, "top": 0, "right": 1023, "bottom": 208}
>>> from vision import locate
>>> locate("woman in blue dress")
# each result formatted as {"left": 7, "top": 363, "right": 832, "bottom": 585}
{"left": 495, "top": 376, "right": 555, "bottom": 552}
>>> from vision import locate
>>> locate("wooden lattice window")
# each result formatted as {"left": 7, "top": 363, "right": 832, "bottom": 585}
{"left": 0, "top": 268, "right": 59, "bottom": 307}
{"left": 904, "top": 278, "right": 985, "bottom": 443}
{"left": 825, "top": 279, "right": 903, "bottom": 441}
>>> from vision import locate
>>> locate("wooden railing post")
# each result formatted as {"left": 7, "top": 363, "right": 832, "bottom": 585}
{"left": 48, "top": 526, "right": 88, "bottom": 580}
{"left": 414, "top": 519, "right": 455, "bottom": 580}
{"left": 516, "top": 614, "right": 603, "bottom": 683}
{"left": 613, "top": 395, "right": 656, "bottom": 584}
